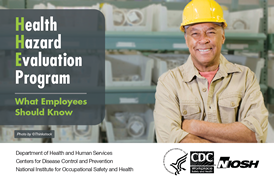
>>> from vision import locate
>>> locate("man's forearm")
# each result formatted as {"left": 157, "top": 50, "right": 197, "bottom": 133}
{"left": 180, "top": 133, "right": 212, "bottom": 143}
{"left": 182, "top": 120, "right": 257, "bottom": 143}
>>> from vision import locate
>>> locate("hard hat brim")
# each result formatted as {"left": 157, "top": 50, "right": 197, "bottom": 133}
{"left": 180, "top": 21, "right": 228, "bottom": 32}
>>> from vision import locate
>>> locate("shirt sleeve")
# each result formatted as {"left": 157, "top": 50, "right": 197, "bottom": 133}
{"left": 153, "top": 72, "right": 189, "bottom": 143}
{"left": 238, "top": 69, "right": 269, "bottom": 143}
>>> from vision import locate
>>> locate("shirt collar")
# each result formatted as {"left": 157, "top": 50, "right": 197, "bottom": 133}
{"left": 181, "top": 54, "right": 242, "bottom": 83}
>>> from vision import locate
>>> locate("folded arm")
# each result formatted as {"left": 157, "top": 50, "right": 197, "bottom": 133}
{"left": 182, "top": 120, "right": 256, "bottom": 143}
{"left": 181, "top": 70, "right": 268, "bottom": 143}
{"left": 179, "top": 133, "right": 212, "bottom": 143}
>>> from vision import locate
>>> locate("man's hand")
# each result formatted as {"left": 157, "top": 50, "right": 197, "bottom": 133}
{"left": 181, "top": 120, "right": 212, "bottom": 143}
{"left": 181, "top": 119, "right": 198, "bottom": 133}
{"left": 181, "top": 119, "right": 257, "bottom": 143}
{"left": 180, "top": 133, "right": 212, "bottom": 143}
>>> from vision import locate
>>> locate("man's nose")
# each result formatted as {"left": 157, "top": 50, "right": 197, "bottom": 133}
{"left": 198, "top": 33, "right": 210, "bottom": 44}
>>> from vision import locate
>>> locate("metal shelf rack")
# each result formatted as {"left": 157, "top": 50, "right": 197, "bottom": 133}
{"left": 268, "top": 34, "right": 274, "bottom": 51}
{"left": 268, "top": 33, "right": 274, "bottom": 105}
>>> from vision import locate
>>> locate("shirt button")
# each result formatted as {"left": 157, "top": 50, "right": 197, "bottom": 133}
{"left": 202, "top": 88, "right": 207, "bottom": 92}
{"left": 231, "top": 102, "right": 235, "bottom": 107}
{"left": 183, "top": 110, "right": 187, "bottom": 115}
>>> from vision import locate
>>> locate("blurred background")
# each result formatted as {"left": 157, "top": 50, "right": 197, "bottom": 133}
{"left": 0, "top": 0, "right": 273, "bottom": 143}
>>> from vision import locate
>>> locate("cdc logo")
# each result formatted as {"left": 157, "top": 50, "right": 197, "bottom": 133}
{"left": 190, "top": 151, "right": 214, "bottom": 173}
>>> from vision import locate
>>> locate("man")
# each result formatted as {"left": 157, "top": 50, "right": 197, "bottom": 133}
{"left": 154, "top": 0, "right": 268, "bottom": 143}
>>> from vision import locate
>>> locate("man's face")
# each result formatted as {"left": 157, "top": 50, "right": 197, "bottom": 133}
{"left": 184, "top": 22, "right": 225, "bottom": 71}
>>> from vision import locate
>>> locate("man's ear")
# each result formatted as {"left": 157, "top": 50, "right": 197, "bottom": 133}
{"left": 222, "top": 30, "right": 225, "bottom": 44}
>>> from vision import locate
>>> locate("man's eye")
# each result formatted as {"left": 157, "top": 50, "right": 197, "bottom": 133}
{"left": 192, "top": 33, "right": 198, "bottom": 36}
{"left": 208, "top": 31, "right": 215, "bottom": 34}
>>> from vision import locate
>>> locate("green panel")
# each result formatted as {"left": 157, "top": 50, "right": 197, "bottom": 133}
{"left": 224, "top": 32, "right": 265, "bottom": 52}
{"left": 105, "top": 92, "right": 155, "bottom": 104}
{"left": 106, "top": 86, "right": 156, "bottom": 93}
{"left": 231, "top": 5, "right": 262, "bottom": 12}
{"left": 223, "top": 40, "right": 264, "bottom": 51}
{"left": 158, "top": 2, "right": 188, "bottom": 10}
{"left": 268, "top": 34, "right": 274, "bottom": 51}
{"left": 224, "top": 32, "right": 266, "bottom": 40}
{"left": 106, "top": 31, "right": 186, "bottom": 50}
{"left": 0, "top": 0, "right": 5, "bottom": 6}
{"left": 230, "top": 0, "right": 263, "bottom": 11}
{"left": 260, "top": 84, "right": 268, "bottom": 94}
{"left": 105, "top": 86, "right": 156, "bottom": 104}
{"left": 5, "top": 0, "right": 25, "bottom": 9}
{"left": 268, "top": 87, "right": 274, "bottom": 105}
{"left": 106, "top": 31, "right": 183, "bottom": 50}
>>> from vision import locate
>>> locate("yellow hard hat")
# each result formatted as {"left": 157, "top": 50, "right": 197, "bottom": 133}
{"left": 180, "top": 0, "right": 228, "bottom": 32}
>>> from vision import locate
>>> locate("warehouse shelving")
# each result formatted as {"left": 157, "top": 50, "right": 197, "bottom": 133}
{"left": 103, "top": 0, "right": 269, "bottom": 105}
{"left": 2, "top": 0, "right": 267, "bottom": 104}
{"left": 105, "top": 30, "right": 267, "bottom": 103}
{"left": 106, "top": 31, "right": 266, "bottom": 51}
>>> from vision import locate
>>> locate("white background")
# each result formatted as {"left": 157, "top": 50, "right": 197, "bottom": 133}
{"left": 0, "top": 143, "right": 272, "bottom": 180}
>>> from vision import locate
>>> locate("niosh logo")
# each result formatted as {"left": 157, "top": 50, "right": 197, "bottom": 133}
{"left": 217, "top": 157, "right": 259, "bottom": 169}
{"left": 163, "top": 148, "right": 188, "bottom": 175}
